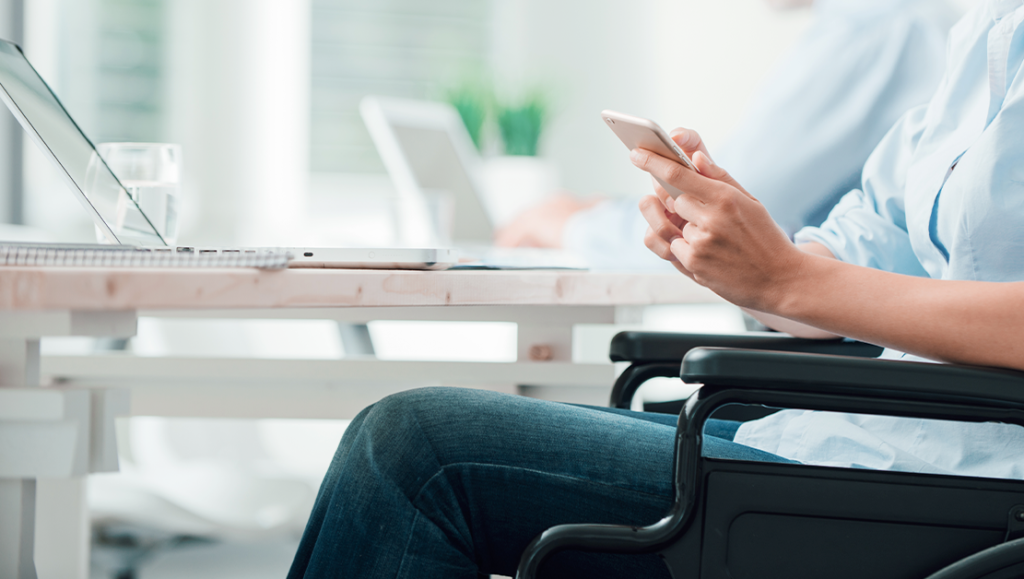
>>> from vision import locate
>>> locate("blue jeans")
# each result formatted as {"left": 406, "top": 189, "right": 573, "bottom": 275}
{"left": 288, "top": 387, "right": 794, "bottom": 579}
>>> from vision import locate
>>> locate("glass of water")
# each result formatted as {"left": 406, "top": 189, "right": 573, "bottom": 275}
{"left": 92, "top": 142, "right": 182, "bottom": 245}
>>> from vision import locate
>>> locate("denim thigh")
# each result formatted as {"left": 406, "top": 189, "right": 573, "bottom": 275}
{"left": 290, "top": 388, "right": 793, "bottom": 579}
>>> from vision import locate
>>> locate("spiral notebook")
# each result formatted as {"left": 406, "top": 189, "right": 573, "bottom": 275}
{"left": 0, "top": 243, "right": 291, "bottom": 269}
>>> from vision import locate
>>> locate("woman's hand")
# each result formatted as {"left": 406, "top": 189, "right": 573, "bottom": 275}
{"left": 633, "top": 129, "right": 1024, "bottom": 369}
{"left": 634, "top": 128, "right": 808, "bottom": 313}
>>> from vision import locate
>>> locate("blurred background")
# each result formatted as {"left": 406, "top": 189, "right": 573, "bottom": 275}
{"left": 4, "top": 0, "right": 824, "bottom": 247}
{"left": 0, "top": 0, "right": 978, "bottom": 577}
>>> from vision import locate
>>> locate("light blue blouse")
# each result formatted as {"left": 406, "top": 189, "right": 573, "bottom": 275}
{"left": 563, "top": 0, "right": 956, "bottom": 270}
{"left": 736, "top": 0, "right": 1024, "bottom": 479}
{"left": 796, "top": 0, "right": 1024, "bottom": 283}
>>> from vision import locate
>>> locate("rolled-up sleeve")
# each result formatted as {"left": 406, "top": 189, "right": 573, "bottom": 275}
{"left": 794, "top": 104, "right": 931, "bottom": 277}
{"left": 795, "top": 189, "right": 928, "bottom": 275}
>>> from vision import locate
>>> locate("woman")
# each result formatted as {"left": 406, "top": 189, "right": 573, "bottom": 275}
{"left": 289, "top": 1, "right": 1024, "bottom": 577}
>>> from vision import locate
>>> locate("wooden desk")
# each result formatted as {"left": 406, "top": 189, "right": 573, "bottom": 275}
{"left": 0, "top": 267, "right": 716, "bottom": 309}
{"left": 0, "top": 266, "right": 722, "bottom": 579}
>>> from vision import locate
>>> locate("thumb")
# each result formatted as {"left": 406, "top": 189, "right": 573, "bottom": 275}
{"left": 692, "top": 151, "right": 756, "bottom": 201}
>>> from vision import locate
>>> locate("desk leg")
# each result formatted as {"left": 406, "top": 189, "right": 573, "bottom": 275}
{"left": 34, "top": 479, "right": 88, "bottom": 579}
{"left": 0, "top": 479, "right": 36, "bottom": 579}
{"left": 1, "top": 313, "right": 133, "bottom": 579}
{"left": 338, "top": 323, "right": 375, "bottom": 357}
{"left": 0, "top": 337, "right": 90, "bottom": 579}
{"left": 517, "top": 322, "right": 583, "bottom": 402}
{"left": 0, "top": 338, "right": 39, "bottom": 389}
{"left": 0, "top": 338, "right": 39, "bottom": 579}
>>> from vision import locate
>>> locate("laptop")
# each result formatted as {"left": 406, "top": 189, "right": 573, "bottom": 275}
{"left": 360, "top": 96, "right": 586, "bottom": 270}
{"left": 0, "top": 39, "right": 457, "bottom": 270}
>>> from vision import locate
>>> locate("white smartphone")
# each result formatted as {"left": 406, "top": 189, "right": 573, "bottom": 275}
{"left": 601, "top": 109, "right": 695, "bottom": 198}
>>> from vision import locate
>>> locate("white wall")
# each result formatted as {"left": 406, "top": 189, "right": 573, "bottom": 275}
{"left": 166, "top": 0, "right": 311, "bottom": 247}
{"left": 491, "top": 0, "right": 812, "bottom": 197}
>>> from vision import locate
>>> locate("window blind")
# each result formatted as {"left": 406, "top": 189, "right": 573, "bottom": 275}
{"left": 311, "top": 0, "right": 492, "bottom": 174}
{"left": 92, "top": 0, "right": 164, "bottom": 143}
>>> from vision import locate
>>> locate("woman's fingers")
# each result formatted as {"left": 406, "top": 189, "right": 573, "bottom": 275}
{"left": 690, "top": 151, "right": 756, "bottom": 201}
{"left": 643, "top": 227, "right": 677, "bottom": 261}
{"left": 649, "top": 176, "right": 675, "bottom": 213}
{"left": 670, "top": 191, "right": 707, "bottom": 226}
{"left": 665, "top": 234, "right": 696, "bottom": 280}
{"left": 639, "top": 196, "right": 684, "bottom": 261}
{"left": 646, "top": 226, "right": 697, "bottom": 280}
{"left": 669, "top": 236, "right": 690, "bottom": 267}
{"left": 630, "top": 148, "right": 717, "bottom": 204}
{"left": 670, "top": 127, "right": 712, "bottom": 159}
{"left": 639, "top": 195, "right": 685, "bottom": 233}
{"left": 639, "top": 197, "right": 683, "bottom": 239}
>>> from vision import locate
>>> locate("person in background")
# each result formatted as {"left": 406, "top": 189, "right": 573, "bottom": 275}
{"left": 496, "top": 0, "right": 958, "bottom": 269}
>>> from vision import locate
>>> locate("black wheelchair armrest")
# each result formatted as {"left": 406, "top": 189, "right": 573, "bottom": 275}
{"left": 682, "top": 348, "right": 1024, "bottom": 413}
{"left": 610, "top": 331, "right": 883, "bottom": 363}
{"left": 608, "top": 332, "right": 883, "bottom": 409}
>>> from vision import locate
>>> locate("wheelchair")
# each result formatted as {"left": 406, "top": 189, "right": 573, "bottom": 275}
{"left": 516, "top": 332, "right": 1024, "bottom": 579}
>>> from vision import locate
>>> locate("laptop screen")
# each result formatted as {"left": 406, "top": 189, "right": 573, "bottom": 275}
{"left": 0, "top": 39, "right": 164, "bottom": 246}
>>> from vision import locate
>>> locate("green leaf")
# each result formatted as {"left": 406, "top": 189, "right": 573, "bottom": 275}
{"left": 496, "top": 92, "right": 547, "bottom": 157}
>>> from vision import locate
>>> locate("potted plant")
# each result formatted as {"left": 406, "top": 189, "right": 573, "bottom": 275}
{"left": 480, "top": 90, "right": 559, "bottom": 227}
{"left": 444, "top": 82, "right": 491, "bottom": 152}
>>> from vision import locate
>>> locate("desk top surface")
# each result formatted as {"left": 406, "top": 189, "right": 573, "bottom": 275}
{"left": 0, "top": 267, "right": 722, "bottom": 310}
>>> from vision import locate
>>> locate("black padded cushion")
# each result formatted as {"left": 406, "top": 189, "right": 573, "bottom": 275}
{"left": 609, "top": 331, "right": 883, "bottom": 363}
{"left": 682, "top": 348, "right": 1024, "bottom": 410}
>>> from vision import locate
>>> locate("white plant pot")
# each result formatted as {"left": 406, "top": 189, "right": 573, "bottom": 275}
{"left": 479, "top": 156, "right": 560, "bottom": 228}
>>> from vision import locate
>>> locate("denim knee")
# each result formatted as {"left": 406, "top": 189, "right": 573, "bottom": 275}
{"left": 337, "top": 388, "right": 461, "bottom": 491}
{"left": 358, "top": 387, "right": 453, "bottom": 439}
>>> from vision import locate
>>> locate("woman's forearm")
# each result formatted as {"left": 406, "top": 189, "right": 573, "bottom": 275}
{"left": 742, "top": 308, "right": 840, "bottom": 339}
{"left": 744, "top": 242, "right": 840, "bottom": 339}
{"left": 629, "top": 147, "right": 1024, "bottom": 370}
{"left": 772, "top": 252, "right": 1024, "bottom": 369}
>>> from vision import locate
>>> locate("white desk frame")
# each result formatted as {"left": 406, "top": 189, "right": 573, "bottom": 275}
{"left": 0, "top": 311, "right": 132, "bottom": 579}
